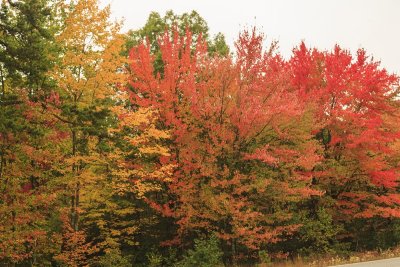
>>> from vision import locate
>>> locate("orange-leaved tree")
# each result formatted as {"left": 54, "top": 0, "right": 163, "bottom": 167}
{"left": 128, "top": 28, "right": 323, "bottom": 261}
{"left": 289, "top": 43, "right": 400, "bottom": 245}
{"left": 0, "top": 91, "right": 67, "bottom": 265}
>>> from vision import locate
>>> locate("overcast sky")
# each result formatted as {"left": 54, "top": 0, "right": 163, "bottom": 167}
{"left": 100, "top": 0, "right": 400, "bottom": 74}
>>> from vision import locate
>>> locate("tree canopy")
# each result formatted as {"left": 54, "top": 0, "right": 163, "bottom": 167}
{"left": 1, "top": 1, "right": 400, "bottom": 266}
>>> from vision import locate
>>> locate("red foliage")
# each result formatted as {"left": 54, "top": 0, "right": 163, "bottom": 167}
{"left": 290, "top": 42, "right": 400, "bottom": 219}
{"left": 129, "top": 28, "right": 322, "bottom": 251}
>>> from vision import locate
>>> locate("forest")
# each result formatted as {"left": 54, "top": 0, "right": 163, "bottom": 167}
{"left": 1, "top": 0, "right": 400, "bottom": 266}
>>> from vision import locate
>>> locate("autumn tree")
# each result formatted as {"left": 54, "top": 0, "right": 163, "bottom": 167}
{"left": 0, "top": 0, "right": 67, "bottom": 265}
{"left": 2, "top": 2, "right": 400, "bottom": 264}
{"left": 128, "top": 28, "right": 323, "bottom": 263}
{"left": 289, "top": 42, "right": 400, "bottom": 251}
{"left": 49, "top": 0, "right": 128, "bottom": 264}
{"left": 126, "top": 10, "right": 229, "bottom": 75}
{"left": 0, "top": 93, "right": 70, "bottom": 265}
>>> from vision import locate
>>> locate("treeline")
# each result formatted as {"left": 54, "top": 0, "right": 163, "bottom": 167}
{"left": 1, "top": 0, "right": 400, "bottom": 266}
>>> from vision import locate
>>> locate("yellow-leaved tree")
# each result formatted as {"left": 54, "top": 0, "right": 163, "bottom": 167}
{"left": 50, "top": 0, "right": 174, "bottom": 265}
{"left": 50, "top": 0, "right": 127, "bottom": 265}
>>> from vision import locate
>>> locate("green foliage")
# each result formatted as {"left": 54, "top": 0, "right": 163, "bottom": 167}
{"left": 258, "top": 250, "right": 272, "bottom": 266}
{"left": 0, "top": 0, "right": 60, "bottom": 92}
{"left": 126, "top": 10, "right": 209, "bottom": 50}
{"left": 295, "top": 207, "right": 345, "bottom": 256}
{"left": 125, "top": 10, "right": 229, "bottom": 74}
{"left": 96, "top": 249, "right": 131, "bottom": 267}
{"left": 208, "top": 33, "right": 230, "bottom": 57}
{"left": 346, "top": 218, "right": 400, "bottom": 252}
{"left": 146, "top": 250, "right": 163, "bottom": 267}
{"left": 175, "top": 235, "right": 224, "bottom": 267}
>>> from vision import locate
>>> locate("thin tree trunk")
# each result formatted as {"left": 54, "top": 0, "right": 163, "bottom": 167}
{"left": 0, "top": 65, "right": 5, "bottom": 98}
{"left": 0, "top": 145, "right": 4, "bottom": 180}
{"left": 71, "top": 129, "right": 80, "bottom": 231}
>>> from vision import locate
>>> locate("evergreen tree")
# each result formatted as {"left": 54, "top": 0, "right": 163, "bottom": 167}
{"left": 0, "top": 0, "right": 60, "bottom": 94}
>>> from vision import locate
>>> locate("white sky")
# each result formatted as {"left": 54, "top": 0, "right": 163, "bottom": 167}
{"left": 100, "top": 0, "right": 400, "bottom": 74}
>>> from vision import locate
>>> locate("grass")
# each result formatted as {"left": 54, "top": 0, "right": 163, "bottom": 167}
{"left": 254, "top": 246, "right": 400, "bottom": 266}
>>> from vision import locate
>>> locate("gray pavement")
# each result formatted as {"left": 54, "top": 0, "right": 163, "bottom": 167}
{"left": 333, "top": 257, "right": 400, "bottom": 267}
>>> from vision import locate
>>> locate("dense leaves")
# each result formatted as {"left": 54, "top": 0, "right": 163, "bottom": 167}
{"left": 129, "top": 29, "right": 322, "bottom": 262}
{"left": 1, "top": 1, "right": 400, "bottom": 266}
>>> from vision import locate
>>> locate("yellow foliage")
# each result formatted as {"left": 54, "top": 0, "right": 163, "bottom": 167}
{"left": 139, "top": 145, "right": 170, "bottom": 156}
{"left": 53, "top": 0, "right": 127, "bottom": 107}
